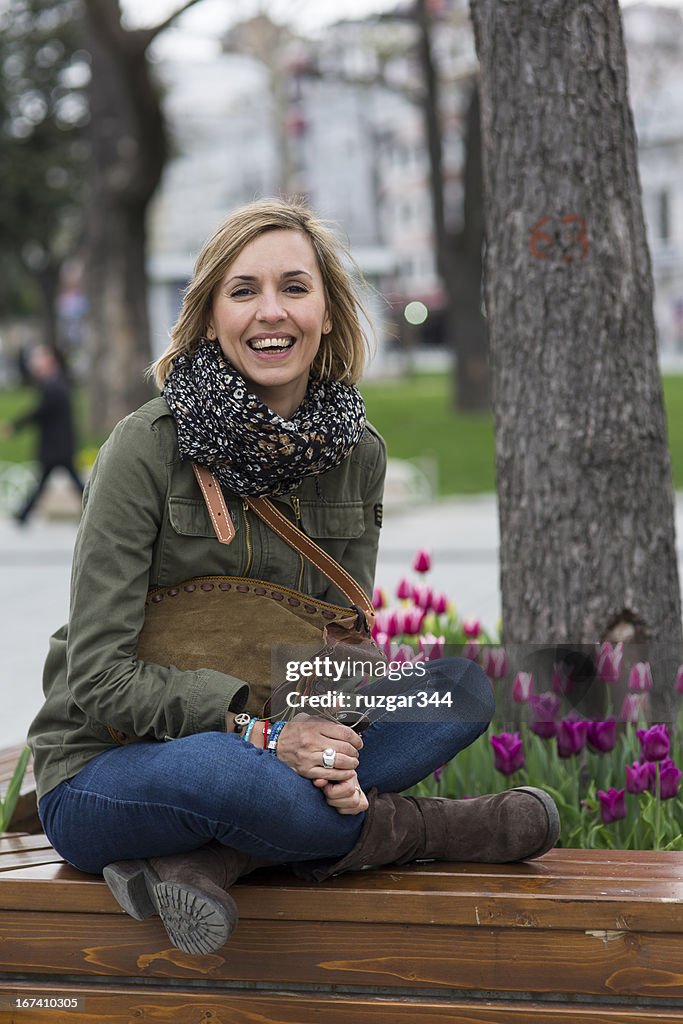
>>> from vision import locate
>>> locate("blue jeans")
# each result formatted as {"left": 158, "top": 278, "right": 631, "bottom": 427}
{"left": 39, "top": 657, "right": 494, "bottom": 874}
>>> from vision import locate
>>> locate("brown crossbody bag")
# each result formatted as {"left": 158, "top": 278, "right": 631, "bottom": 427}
{"left": 132, "top": 465, "right": 386, "bottom": 732}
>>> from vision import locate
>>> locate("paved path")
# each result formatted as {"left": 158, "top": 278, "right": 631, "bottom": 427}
{"left": 3, "top": 493, "right": 683, "bottom": 750}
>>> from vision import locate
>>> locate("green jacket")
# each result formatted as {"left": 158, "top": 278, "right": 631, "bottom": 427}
{"left": 28, "top": 397, "right": 387, "bottom": 802}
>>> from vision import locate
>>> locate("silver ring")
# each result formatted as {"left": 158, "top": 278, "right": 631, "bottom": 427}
{"left": 322, "top": 747, "right": 336, "bottom": 769}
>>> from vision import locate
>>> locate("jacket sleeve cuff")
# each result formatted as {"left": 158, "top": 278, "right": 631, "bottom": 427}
{"left": 187, "top": 671, "right": 250, "bottom": 735}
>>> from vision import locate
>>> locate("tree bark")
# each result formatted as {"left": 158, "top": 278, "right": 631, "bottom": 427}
{"left": 470, "top": 0, "right": 682, "bottom": 692}
{"left": 82, "top": 0, "right": 206, "bottom": 432}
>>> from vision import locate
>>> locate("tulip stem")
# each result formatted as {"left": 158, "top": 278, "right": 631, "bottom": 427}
{"left": 654, "top": 764, "right": 662, "bottom": 851}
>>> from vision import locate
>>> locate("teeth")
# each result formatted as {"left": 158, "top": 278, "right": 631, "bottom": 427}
{"left": 250, "top": 337, "right": 295, "bottom": 351}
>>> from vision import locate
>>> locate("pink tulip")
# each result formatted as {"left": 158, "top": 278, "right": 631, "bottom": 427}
{"left": 413, "top": 584, "right": 433, "bottom": 611}
{"left": 372, "top": 586, "right": 386, "bottom": 610}
{"left": 401, "top": 606, "right": 426, "bottom": 636}
{"left": 512, "top": 672, "right": 534, "bottom": 703}
{"left": 620, "top": 693, "right": 646, "bottom": 724}
{"left": 481, "top": 647, "right": 509, "bottom": 679}
{"left": 675, "top": 664, "right": 683, "bottom": 695}
{"left": 628, "top": 662, "right": 653, "bottom": 693}
{"left": 396, "top": 577, "right": 414, "bottom": 601}
{"left": 463, "top": 640, "right": 480, "bottom": 662}
{"left": 596, "top": 641, "right": 623, "bottom": 683}
{"left": 431, "top": 592, "right": 449, "bottom": 615}
{"left": 390, "top": 643, "right": 418, "bottom": 664}
{"left": 462, "top": 617, "right": 481, "bottom": 639}
{"left": 412, "top": 549, "right": 432, "bottom": 574}
{"left": 419, "top": 633, "right": 445, "bottom": 660}
{"left": 551, "top": 662, "right": 573, "bottom": 696}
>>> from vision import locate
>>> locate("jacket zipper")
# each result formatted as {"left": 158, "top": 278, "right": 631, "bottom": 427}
{"left": 241, "top": 501, "right": 253, "bottom": 576}
{"left": 290, "top": 495, "right": 305, "bottom": 591}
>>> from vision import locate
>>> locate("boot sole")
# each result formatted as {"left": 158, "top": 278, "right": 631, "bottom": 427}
{"left": 513, "top": 786, "right": 561, "bottom": 859}
{"left": 103, "top": 859, "right": 237, "bottom": 955}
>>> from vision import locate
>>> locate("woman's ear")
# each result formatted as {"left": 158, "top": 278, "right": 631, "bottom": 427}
{"left": 322, "top": 316, "right": 332, "bottom": 336}
{"left": 206, "top": 324, "right": 217, "bottom": 340}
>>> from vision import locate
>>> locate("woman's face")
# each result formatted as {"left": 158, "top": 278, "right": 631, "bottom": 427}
{"left": 209, "top": 229, "right": 331, "bottom": 419}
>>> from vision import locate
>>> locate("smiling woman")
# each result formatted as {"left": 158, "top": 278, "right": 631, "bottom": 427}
{"left": 27, "top": 197, "right": 555, "bottom": 961}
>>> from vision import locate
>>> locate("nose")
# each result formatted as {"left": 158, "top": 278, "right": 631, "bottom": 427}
{"left": 256, "top": 289, "right": 287, "bottom": 323}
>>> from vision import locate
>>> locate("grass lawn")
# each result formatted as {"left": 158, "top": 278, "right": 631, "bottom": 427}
{"left": 1, "top": 371, "right": 682, "bottom": 496}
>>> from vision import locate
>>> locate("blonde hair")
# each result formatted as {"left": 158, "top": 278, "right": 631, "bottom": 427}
{"left": 151, "top": 198, "right": 372, "bottom": 388}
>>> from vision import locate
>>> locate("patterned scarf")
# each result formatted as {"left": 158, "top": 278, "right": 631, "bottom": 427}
{"left": 162, "top": 340, "right": 366, "bottom": 497}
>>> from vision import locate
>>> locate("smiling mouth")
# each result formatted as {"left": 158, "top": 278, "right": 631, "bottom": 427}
{"left": 248, "top": 336, "right": 296, "bottom": 352}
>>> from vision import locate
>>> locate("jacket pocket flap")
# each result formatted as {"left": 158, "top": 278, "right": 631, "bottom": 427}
{"left": 299, "top": 500, "right": 364, "bottom": 539}
{"left": 168, "top": 496, "right": 239, "bottom": 538}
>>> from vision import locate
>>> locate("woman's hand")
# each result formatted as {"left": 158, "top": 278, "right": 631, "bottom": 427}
{"left": 275, "top": 713, "right": 362, "bottom": 782}
{"left": 313, "top": 770, "right": 368, "bottom": 815}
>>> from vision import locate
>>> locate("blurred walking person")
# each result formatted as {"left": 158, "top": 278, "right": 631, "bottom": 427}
{"left": 3, "top": 345, "right": 84, "bottom": 524}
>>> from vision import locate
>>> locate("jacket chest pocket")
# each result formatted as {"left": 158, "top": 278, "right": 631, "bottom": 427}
{"left": 297, "top": 500, "right": 365, "bottom": 600}
{"left": 157, "top": 497, "right": 246, "bottom": 585}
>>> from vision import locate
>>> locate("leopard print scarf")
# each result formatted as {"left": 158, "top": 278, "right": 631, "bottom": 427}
{"left": 162, "top": 340, "right": 366, "bottom": 497}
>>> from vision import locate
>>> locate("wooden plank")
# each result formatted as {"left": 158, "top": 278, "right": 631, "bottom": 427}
{"left": 2, "top": 865, "right": 683, "bottom": 931}
{"left": 1, "top": 984, "right": 683, "bottom": 1024}
{"left": 2, "top": 912, "right": 683, "bottom": 999}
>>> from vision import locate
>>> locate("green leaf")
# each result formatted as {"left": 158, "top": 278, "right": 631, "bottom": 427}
{"left": 0, "top": 746, "right": 30, "bottom": 833}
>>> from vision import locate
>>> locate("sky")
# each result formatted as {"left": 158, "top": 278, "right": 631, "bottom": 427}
{"left": 120, "top": 0, "right": 683, "bottom": 62}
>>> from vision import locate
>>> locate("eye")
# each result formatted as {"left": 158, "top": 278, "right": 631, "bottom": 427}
{"left": 284, "top": 283, "right": 308, "bottom": 294}
{"left": 230, "top": 286, "right": 255, "bottom": 298}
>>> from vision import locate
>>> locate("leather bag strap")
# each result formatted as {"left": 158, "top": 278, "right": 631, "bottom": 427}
{"left": 192, "top": 464, "right": 374, "bottom": 621}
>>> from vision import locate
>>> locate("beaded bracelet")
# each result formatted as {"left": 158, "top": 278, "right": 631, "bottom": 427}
{"left": 242, "top": 717, "right": 258, "bottom": 744}
{"left": 267, "top": 720, "right": 287, "bottom": 754}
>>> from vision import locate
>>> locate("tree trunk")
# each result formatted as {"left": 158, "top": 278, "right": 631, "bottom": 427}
{"left": 82, "top": 0, "right": 204, "bottom": 431}
{"left": 416, "top": 0, "right": 489, "bottom": 412}
{"left": 452, "top": 83, "right": 489, "bottom": 412}
{"left": 470, "top": 0, "right": 682, "bottom": 702}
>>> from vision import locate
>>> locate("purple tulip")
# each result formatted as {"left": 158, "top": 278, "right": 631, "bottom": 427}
{"left": 598, "top": 788, "right": 627, "bottom": 824}
{"left": 646, "top": 758, "right": 682, "bottom": 800}
{"left": 433, "top": 765, "right": 445, "bottom": 784}
{"left": 596, "top": 641, "right": 624, "bottom": 683}
{"left": 412, "top": 549, "right": 432, "bottom": 574}
{"left": 625, "top": 760, "right": 650, "bottom": 794}
{"left": 586, "top": 718, "right": 617, "bottom": 754}
{"left": 529, "top": 691, "right": 562, "bottom": 739}
{"left": 490, "top": 731, "right": 525, "bottom": 775}
{"left": 676, "top": 664, "right": 683, "bottom": 695}
{"left": 431, "top": 592, "right": 449, "bottom": 615}
{"left": 637, "top": 724, "right": 670, "bottom": 762}
{"left": 620, "top": 693, "right": 645, "bottom": 724}
{"left": 628, "top": 662, "right": 653, "bottom": 693}
{"left": 396, "top": 577, "right": 414, "bottom": 601}
{"left": 462, "top": 617, "right": 482, "bottom": 639}
{"left": 401, "top": 606, "right": 426, "bottom": 636}
{"left": 556, "top": 719, "right": 589, "bottom": 758}
{"left": 512, "top": 672, "right": 534, "bottom": 703}
{"left": 482, "top": 647, "right": 509, "bottom": 679}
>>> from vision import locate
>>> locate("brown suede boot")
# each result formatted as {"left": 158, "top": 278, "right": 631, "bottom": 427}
{"left": 103, "top": 843, "right": 264, "bottom": 955}
{"left": 298, "top": 787, "right": 560, "bottom": 882}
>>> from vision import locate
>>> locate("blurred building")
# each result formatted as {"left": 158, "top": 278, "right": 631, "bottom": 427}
{"left": 146, "top": 1, "right": 683, "bottom": 370}
{"left": 624, "top": 3, "right": 683, "bottom": 360}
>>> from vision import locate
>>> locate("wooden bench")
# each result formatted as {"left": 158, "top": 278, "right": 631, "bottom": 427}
{"left": 1, "top": 833, "right": 683, "bottom": 1022}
